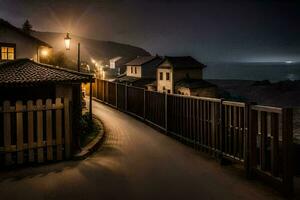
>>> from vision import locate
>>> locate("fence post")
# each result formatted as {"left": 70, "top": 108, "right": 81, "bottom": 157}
{"left": 36, "top": 99, "right": 44, "bottom": 163}
{"left": 219, "top": 98, "right": 224, "bottom": 161}
{"left": 116, "top": 83, "right": 118, "bottom": 108}
{"left": 16, "top": 101, "right": 24, "bottom": 164}
{"left": 3, "top": 101, "right": 12, "bottom": 166}
{"left": 282, "top": 108, "right": 294, "bottom": 196}
{"left": 64, "top": 98, "right": 71, "bottom": 159}
{"left": 244, "top": 102, "right": 251, "bottom": 178}
{"left": 143, "top": 89, "right": 146, "bottom": 119}
{"left": 165, "top": 93, "right": 168, "bottom": 133}
{"left": 248, "top": 103, "right": 257, "bottom": 179}
{"left": 125, "top": 84, "right": 128, "bottom": 111}
{"left": 27, "top": 100, "right": 34, "bottom": 162}
{"left": 46, "top": 99, "right": 53, "bottom": 161}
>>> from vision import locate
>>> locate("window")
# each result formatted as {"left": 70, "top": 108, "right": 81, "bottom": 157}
{"left": 166, "top": 72, "right": 170, "bottom": 80}
{"left": 130, "top": 66, "right": 133, "bottom": 73}
{"left": 1, "top": 44, "right": 15, "bottom": 60}
{"left": 159, "top": 72, "right": 163, "bottom": 80}
{"left": 135, "top": 67, "right": 137, "bottom": 74}
{"left": 167, "top": 90, "right": 171, "bottom": 94}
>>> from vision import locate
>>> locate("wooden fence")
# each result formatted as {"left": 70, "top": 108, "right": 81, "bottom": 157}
{"left": 93, "top": 79, "right": 294, "bottom": 196}
{"left": 0, "top": 98, "right": 71, "bottom": 166}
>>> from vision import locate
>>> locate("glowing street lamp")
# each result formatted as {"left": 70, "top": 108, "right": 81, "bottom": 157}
{"left": 64, "top": 32, "right": 81, "bottom": 72}
{"left": 64, "top": 33, "right": 71, "bottom": 50}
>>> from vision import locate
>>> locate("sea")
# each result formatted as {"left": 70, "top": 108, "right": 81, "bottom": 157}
{"left": 203, "top": 62, "right": 300, "bottom": 82}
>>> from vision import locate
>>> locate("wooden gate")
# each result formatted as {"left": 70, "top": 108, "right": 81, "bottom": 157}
{"left": 0, "top": 98, "right": 71, "bottom": 166}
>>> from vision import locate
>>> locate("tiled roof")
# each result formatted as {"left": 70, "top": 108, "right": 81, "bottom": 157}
{"left": 0, "top": 18, "right": 52, "bottom": 48}
{"left": 0, "top": 59, "right": 92, "bottom": 86}
{"left": 125, "top": 56, "right": 158, "bottom": 66}
{"left": 164, "top": 56, "right": 206, "bottom": 69}
{"left": 115, "top": 76, "right": 155, "bottom": 88}
{"left": 175, "top": 78, "right": 216, "bottom": 89}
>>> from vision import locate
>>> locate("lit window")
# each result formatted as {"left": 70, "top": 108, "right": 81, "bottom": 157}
{"left": 166, "top": 72, "right": 170, "bottom": 80}
{"left": 159, "top": 72, "right": 163, "bottom": 80}
{"left": 1, "top": 46, "right": 15, "bottom": 60}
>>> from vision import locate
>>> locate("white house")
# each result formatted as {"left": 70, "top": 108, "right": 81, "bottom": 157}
{"left": 115, "top": 56, "right": 163, "bottom": 88}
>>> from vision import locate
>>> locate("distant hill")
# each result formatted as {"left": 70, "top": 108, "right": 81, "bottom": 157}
{"left": 31, "top": 31, "right": 150, "bottom": 64}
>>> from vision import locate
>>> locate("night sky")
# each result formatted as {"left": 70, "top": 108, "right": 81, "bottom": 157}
{"left": 0, "top": 0, "right": 300, "bottom": 62}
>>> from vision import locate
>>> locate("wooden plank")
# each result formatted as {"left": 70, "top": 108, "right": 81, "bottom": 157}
{"left": 207, "top": 102, "right": 211, "bottom": 151}
{"left": 257, "top": 111, "right": 262, "bottom": 168}
{"left": 270, "top": 113, "right": 279, "bottom": 177}
{"left": 196, "top": 99, "right": 200, "bottom": 149}
{"left": 203, "top": 101, "right": 207, "bottom": 148}
{"left": 238, "top": 107, "right": 243, "bottom": 159}
{"left": 175, "top": 96, "right": 179, "bottom": 135}
{"left": 251, "top": 105, "right": 282, "bottom": 114}
{"left": 179, "top": 97, "right": 183, "bottom": 138}
{"left": 187, "top": 98, "right": 190, "bottom": 141}
{"left": 200, "top": 100, "right": 203, "bottom": 148}
{"left": 165, "top": 93, "right": 168, "bottom": 131}
{"left": 219, "top": 101, "right": 223, "bottom": 153}
{"left": 233, "top": 106, "right": 237, "bottom": 157}
{"left": 16, "top": 101, "right": 24, "bottom": 164}
{"left": 3, "top": 101, "right": 12, "bottom": 165}
{"left": 260, "top": 112, "right": 267, "bottom": 170}
{"left": 228, "top": 106, "right": 232, "bottom": 155}
{"left": 56, "top": 98, "right": 63, "bottom": 160}
{"left": 27, "top": 100, "right": 34, "bottom": 162}
{"left": 192, "top": 99, "right": 196, "bottom": 146}
{"left": 46, "top": 99, "right": 53, "bottom": 161}
{"left": 36, "top": 99, "right": 44, "bottom": 163}
{"left": 224, "top": 105, "right": 228, "bottom": 153}
{"left": 282, "top": 108, "right": 293, "bottom": 196}
{"left": 64, "top": 98, "right": 71, "bottom": 159}
{"left": 211, "top": 102, "right": 215, "bottom": 152}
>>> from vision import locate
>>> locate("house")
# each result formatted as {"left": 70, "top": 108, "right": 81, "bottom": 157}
{"left": 156, "top": 56, "right": 221, "bottom": 98}
{"left": 104, "top": 56, "right": 134, "bottom": 79}
{"left": 0, "top": 59, "right": 93, "bottom": 153}
{"left": 0, "top": 18, "right": 52, "bottom": 62}
{"left": 115, "top": 56, "right": 163, "bottom": 87}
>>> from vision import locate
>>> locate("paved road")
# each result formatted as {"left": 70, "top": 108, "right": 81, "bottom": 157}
{"left": 0, "top": 101, "right": 286, "bottom": 200}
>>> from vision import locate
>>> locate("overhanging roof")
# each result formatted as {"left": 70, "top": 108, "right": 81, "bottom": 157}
{"left": 162, "top": 56, "right": 206, "bottom": 70}
{"left": 0, "top": 59, "right": 93, "bottom": 87}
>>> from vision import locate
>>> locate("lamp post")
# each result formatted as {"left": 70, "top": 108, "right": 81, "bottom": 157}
{"left": 64, "top": 33, "right": 93, "bottom": 150}
{"left": 64, "top": 33, "right": 81, "bottom": 72}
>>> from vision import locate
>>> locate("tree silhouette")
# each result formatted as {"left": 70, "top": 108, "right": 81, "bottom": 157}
{"left": 22, "top": 19, "right": 32, "bottom": 34}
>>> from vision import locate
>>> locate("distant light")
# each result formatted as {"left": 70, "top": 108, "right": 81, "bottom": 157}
{"left": 285, "top": 61, "right": 293, "bottom": 64}
{"left": 91, "top": 59, "right": 96, "bottom": 64}
{"left": 41, "top": 49, "right": 48, "bottom": 57}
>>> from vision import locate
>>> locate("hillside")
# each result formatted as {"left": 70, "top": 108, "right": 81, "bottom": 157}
{"left": 32, "top": 31, "right": 150, "bottom": 64}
